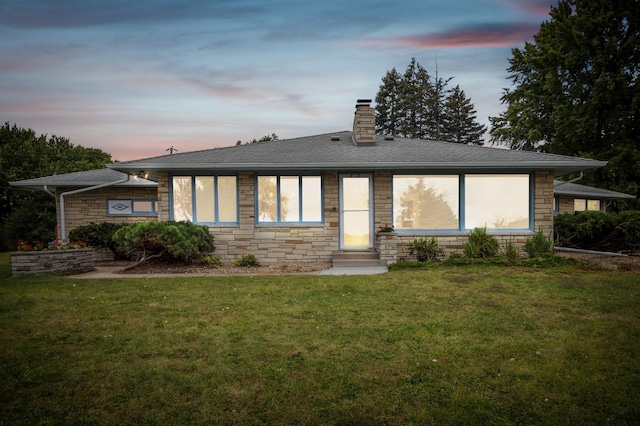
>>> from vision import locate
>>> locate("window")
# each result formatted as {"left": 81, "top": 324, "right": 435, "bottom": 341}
{"left": 107, "top": 199, "right": 157, "bottom": 216}
{"left": 393, "top": 175, "right": 459, "bottom": 230}
{"left": 465, "top": 174, "right": 530, "bottom": 229}
{"left": 392, "top": 173, "right": 532, "bottom": 231}
{"left": 257, "top": 175, "right": 322, "bottom": 223}
{"left": 574, "top": 198, "right": 601, "bottom": 211}
{"left": 171, "top": 175, "right": 238, "bottom": 223}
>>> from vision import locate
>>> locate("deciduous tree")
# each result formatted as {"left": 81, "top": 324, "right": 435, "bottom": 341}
{"left": 489, "top": 0, "right": 640, "bottom": 202}
{"left": 0, "top": 123, "right": 112, "bottom": 249}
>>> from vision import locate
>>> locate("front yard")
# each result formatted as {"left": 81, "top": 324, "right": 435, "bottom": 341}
{"left": 0, "top": 253, "right": 638, "bottom": 424}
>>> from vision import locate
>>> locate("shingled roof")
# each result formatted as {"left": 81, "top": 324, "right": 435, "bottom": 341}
{"left": 109, "top": 131, "right": 607, "bottom": 180}
{"left": 554, "top": 180, "right": 635, "bottom": 200}
{"left": 9, "top": 168, "right": 157, "bottom": 191}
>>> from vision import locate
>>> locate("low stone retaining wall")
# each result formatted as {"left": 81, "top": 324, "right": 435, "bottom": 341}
{"left": 11, "top": 249, "right": 95, "bottom": 277}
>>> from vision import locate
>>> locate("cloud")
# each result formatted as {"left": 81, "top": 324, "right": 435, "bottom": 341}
{"left": 0, "top": 0, "right": 265, "bottom": 29}
{"left": 499, "top": 0, "right": 556, "bottom": 17}
{"left": 356, "top": 22, "right": 539, "bottom": 49}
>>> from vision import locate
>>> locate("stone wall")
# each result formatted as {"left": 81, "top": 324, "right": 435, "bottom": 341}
{"left": 57, "top": 187, "right": 158, "bottom": 241}
{"left": 11, "top": 249, "right": 95, "bottom": 277}
{"left": 556, "top": 195, "right": 575, "bottom": 214}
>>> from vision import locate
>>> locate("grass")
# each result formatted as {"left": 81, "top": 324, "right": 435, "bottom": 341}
{"left": 1, "top": 254, "right": 639, "bottom": 424}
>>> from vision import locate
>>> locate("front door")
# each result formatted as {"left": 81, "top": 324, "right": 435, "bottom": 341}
{"left": 339, "top": 174, "right": 373, "bottom": 250}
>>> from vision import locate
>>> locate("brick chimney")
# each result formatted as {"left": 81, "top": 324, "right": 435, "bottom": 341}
{"left": 352, "top": 99, "right": 376, "bottom": 146}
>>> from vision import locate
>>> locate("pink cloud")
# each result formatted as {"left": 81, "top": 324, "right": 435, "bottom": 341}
{"left": 357, "top": 23, "right": 540, "bottom": 49}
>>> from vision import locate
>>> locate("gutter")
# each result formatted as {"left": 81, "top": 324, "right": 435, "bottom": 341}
{"left": 59, "top": 175, "right": 130, "bottom": 242}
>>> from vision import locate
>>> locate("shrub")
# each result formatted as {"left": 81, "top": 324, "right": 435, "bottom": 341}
{"left": 233, "top": 254, "right": 260, "bottom": 267}
{"left": 554, "top": 211, "right": 640, "bottom": 252}
{"left": 463, "top": 227, "right": 500, "bottom": 258}
{"left": 204, "top": 255, "right": 224, "bottom": 269}
{"left": 616, "top": 210, "right": 640, "bottom": 251}
{"left": 524, "top": 229, "right": 553, "bottom": 257}
{"left": 503, "top": 240, "right": 520, "bottom": 263}
{"left": 69, "top": 222, "right": 129, "bottom": 259}
{"left": 113, "top": 221, "right": 214, "bottom": 270}
{"left": 407, "top": 237, "right": 444, "bottom": 262}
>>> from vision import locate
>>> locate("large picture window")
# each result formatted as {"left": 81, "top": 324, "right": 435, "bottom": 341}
{"left": 393, "top": 175, "right": 459, "bottom": 230}
{"left": 171, "top": 175, "right": 238, "bottom": 223}
{"left": 464, "top": 174, "right": 530, "bottom": 229}
{"left": 257, "top": 175, "right": 322, "bottom": 223}
{"left": 392, "top": 173, "right": 531, "bottom": 231}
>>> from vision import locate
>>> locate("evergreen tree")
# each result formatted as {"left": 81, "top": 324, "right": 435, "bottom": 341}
{"left": 375, "top": 58, "right": 482, "bottom": 142}
{"left": 489, "top": 0, "right": 640, "bottom": 202}
{"left": 442, "top": 85, "right": 487, "bottom": 145}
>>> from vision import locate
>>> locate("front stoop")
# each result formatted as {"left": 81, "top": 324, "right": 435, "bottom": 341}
{"left": 332, "top": 251, "right": 385, "bottom": 267}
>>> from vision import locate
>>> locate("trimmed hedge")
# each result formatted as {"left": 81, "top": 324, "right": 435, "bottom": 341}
{"left": 554, "top": 210, "right": 640, "bottom": 252}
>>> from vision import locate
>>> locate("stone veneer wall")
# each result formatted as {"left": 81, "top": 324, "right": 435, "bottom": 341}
{"left": 57, "top": 187, "right": 158, "bottom": 241}
{"left": 556, "top": 195, "right": 575, "bottom": 214}
{"left": 156, "top": 170, "right": 555, "bottom": 265}
{"left": 11, "top": 249, "right": 95, "bottom": 277}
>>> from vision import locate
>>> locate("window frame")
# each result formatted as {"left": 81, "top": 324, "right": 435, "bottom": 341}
{"left": 169, "top": 174, "right": 239, "bottom": 225}
{"left": 574, "top": 198, "right": 602, "bottom": 212}
{"left": 392, "top": 172, "right": 533, "bottom": 233}
{"left": 107, "top": 199, "right": 158, "bottom": 216}
{"left": 255, "top": 174, "right": 324, "bottom": 225}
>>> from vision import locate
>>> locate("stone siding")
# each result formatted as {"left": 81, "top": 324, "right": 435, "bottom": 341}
{"left": 556, "top": 195, "right": 575, "bottom": 214}
{"left": 11, "top": 249, "right": 95, "bottom": 277}
{"left": 57, "top": 187, "right": 158, "bottom": 241}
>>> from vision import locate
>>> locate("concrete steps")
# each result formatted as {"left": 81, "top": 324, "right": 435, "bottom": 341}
{"left": 331, "top": 251, "right": 385, "bottom": 267}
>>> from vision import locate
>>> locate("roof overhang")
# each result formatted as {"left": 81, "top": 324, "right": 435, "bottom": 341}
{"left": 110, "top": 159, "right": 607, "bottom": 180}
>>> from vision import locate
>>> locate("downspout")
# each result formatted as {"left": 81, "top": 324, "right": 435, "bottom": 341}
{"left": 43, "top": 185, "right": 56, "bottom": 198}
{"left": 555, "top": 171, "right": 584, "bottom": 186}
{"left": 59, "top": 175, "right": 130, "bottom": 242}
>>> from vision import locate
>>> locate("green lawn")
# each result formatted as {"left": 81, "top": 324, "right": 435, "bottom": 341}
{"left": 1, "top": 255, "right": 639, "bottom": 424}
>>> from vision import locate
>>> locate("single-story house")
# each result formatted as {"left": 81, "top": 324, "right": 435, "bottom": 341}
{"left": 553, "top": 180, "right": 635, "bottom": 213}
{"left": 13, "top": 100, "right": 631, "bottom": 265}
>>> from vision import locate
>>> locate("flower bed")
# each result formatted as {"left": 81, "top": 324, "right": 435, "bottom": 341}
{"left": 11, "top": 248, "right": 95, "bottom": 277}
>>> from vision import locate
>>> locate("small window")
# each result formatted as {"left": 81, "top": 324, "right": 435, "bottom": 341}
{"left": 107, "top": 200, "right": 157, "bottom": 216}
{"left": 574, "top": 198, "right": 601, "bottom": 211}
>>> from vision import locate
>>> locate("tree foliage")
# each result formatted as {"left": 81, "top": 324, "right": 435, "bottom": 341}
{"left": 375, "top": 58, "right": 486, "bottom": 144}
{"left": 442, "top": 85, "right": 487, "bottom": 145}
{"left": 0, "top": 122, "right": 112, "bottom": 249}
{"left": 489, "top": 0, "right": 640, "bottom": 202}
{"left": 236, "top": 133, "right": 279, "bottom": 145}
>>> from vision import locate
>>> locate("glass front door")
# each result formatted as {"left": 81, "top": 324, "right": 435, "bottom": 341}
{"left": 339, "top": 174, "right": 373, "bottom": 250}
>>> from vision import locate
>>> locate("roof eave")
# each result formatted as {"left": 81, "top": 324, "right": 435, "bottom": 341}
{"left": 111, "top": 160, "right": 607, "bottom": 176}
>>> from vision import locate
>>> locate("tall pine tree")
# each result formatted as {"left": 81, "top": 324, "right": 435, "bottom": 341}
{"left": 442, "top": 85, "right": 487, "bottom": 145}
{"left": 375, "top": 58, "right": 484, "bottom": 143}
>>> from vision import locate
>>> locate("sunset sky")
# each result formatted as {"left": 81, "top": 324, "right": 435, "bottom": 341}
{"left": 0, "top": 0, "right": 556, "bottom": 161}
